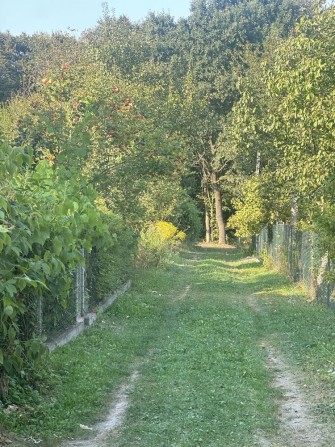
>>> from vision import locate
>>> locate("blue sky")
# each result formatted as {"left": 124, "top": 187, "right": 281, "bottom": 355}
{"left": 1, "top": 0, "right": 192, "bottom": 35}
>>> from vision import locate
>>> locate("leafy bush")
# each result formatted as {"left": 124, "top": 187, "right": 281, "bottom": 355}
{"left": 172, "top": 194, "right": 203, "bottom": 241}
{"left": 227, "top": 177, "right": 269, "bottom": 238}
{"left": 0, "top": 142, "right": 112, "bottom": 401}
{"left": 86, "top": 210, "right": 136, "bottom": 305}
{"left": 136, "top": 221, "right": 186, "bottom": 268}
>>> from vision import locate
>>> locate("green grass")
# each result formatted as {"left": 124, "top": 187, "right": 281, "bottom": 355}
{"left": 0, "top": 264, "right": 182, "bottom": 445}
{"left": 3, "top": 245, "right": 335, "bottom": 445}
{"left": 111, "top": 247, "right": 279, "bottom": 447}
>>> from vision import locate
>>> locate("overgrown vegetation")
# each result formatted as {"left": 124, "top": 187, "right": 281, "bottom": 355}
{"left": 2, "top": 247, "right": 335, "bottom": 445}
{"left": 0, "top": 142, "right": 113, "bottom": 400}
{"left": 0, "top": 254, "right": 182, "bottom": 444}
{"left": 2, "top": 0, "right": 335, "bottom": 435}
{"left": 227, "top": 5, "right": 335, "bottom": 249}
{"left": 136, "top": 221, "right": 186, "bottom": 268}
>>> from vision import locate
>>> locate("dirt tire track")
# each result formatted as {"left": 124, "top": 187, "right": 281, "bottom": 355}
{"left": 261, "top": 343, "right": 329, "bottom": 447}
{"left": 61, "top": 370, "right": 139, "bottom": 447}
{"left": 61, "top": 284, "right": 193, "bottom": 447}
{"left": 246, "top": 293, "right": 333, "bottom": 446}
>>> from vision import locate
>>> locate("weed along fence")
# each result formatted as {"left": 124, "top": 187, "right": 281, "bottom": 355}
{"left": 39, "top": 255, "right": 131, "bottom": 351}
{"left": 253, "top": 224, "right": 335, "bottom": 308}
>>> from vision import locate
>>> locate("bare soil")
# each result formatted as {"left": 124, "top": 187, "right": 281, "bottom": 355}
{"left": 196, "top": 241, "right": 236, "bottom": 249}
{"left": 258, "top": 343, "right": 331, "bottom": 447}
{"left": 61, "top": 370, "right": 139, "bottom": 447}
{"left": 247, "top": 294, "right": 334, "bottom": 446}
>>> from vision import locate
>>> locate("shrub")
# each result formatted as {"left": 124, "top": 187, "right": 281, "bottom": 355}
{"left": 136, "top": 221, "right": 186, "bottom": 268}
{"left": 86, "top": 211, "right": 136, "bottom": 305}
{"left": 0, "top": 143, "right": 112, "bottom": 400}
{"left": 227, "top": 177, "right": 269, "bottom": 238}
{"left": 171, "top": 195, "right": 203, "bottom": 241}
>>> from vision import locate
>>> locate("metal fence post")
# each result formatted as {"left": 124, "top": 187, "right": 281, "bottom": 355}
{"left": 75, "top": 252, "right": 86, "bottom": 322}
{"left": 37, "top": 295, "right": 43, "bottom": 337}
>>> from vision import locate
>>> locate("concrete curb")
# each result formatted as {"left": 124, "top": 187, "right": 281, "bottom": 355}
{"left": 46, "top": 280, "right": 132, "bottom": 352}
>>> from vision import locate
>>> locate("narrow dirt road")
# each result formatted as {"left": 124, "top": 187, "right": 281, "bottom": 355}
{"left": 262, "top": 344, "right": 326, "bottom": 446}
{"left": 247, "top": 292, "right": 334, "bottom": 446}
{"left": 59, "top": 245, "right": 335, "bottom": 447}
{"left": 62, "top": 371, "right": 140, "bottom": 447}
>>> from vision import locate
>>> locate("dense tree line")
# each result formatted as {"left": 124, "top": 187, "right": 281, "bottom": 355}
{"left": 228, "top": 3, "right": 335, "bottom": 247}
{"left": 2, "top": 0, "right": 334, "bottom": 399}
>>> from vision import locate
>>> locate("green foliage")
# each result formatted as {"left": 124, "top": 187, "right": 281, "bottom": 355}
{"left": 0, "top": 252, "right": 176, "bottom": 443}
{"left": 172, "top": 194, "right": 203, "bottom": 241}
{"left": 0, "top": 0, "right": 329, "bottom": 415}
{"left": 0, "top": 33, "right": 30, "bottom": 102}
{"left": 2, "top": 56, "right": 186, "bottom": 227}
{"left": 315, "top": 201, "right": 335, "bottom": 262}
{"left": 229, "top": 5, "right": 335, "bottom": 240}
{"left": 0, "top": 141, "right": 112, "bottom": 400}
{"left": 86, "top": 209, "right": 136, "bottom": 304}
{"left": 227, "top": 176, "right": 270, "bottom": 237}
{"left": 136, "top": 221, "right": 186, "bottom": 268}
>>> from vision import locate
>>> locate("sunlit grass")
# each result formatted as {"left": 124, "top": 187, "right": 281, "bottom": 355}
{"left": 3, "top": 245, "right": 335, "bottom": 445}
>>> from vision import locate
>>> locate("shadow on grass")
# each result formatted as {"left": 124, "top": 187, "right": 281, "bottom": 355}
{"left": 179, "top": 244, "right": 299, "bottom": 302}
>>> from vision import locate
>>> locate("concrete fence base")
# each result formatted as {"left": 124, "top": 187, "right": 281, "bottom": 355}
{"left": 46, "top": 280, "right": 132, "bottom": 352}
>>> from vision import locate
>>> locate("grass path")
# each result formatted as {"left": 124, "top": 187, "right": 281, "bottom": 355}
{"left": 105, "top": 245, "right": 335, "bottom": 446}
{"left": 5, "top": 244, "right": 335, "bottom": 446}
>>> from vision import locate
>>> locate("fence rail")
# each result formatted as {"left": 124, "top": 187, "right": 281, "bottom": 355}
{"left": 253, "top": 224, "right": 335, "bottom": 308}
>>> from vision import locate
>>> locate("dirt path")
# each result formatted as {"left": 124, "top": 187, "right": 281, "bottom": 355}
{"left": 63, "top": 251, "right": 334, "bottom": 447}
{"left": 61, "top": 370, "right": 139, "bottom": 447}
{"left": 60, "top": 284, "right": 193, "bottom": 447}
{"left": 247, "top": 295, "right": 333, "bottom": 446}
{"left": 258, "top": 344, "right": 329, "bottom": 447}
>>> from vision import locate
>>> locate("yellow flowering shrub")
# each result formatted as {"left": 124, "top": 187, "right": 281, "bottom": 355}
{"left": 155, "top": 221, "right": 186, "bottom": 241}
{"left": 136, "top": 221, "right": 186, "bottom": 268}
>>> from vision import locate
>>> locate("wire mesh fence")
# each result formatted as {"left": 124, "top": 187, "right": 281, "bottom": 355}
{"left": 36, "top": 244, "right": 133, "bottom": 341}
{"left": 254, "top": 224, "right": 335, "bottom": 309}
{"left": 37, "top": 265, "right": 87, "bottom": 340}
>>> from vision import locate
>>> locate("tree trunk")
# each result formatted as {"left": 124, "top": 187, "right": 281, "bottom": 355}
{"left": 208, "top": 138, "right": 226, "bottom": 244}
{"left": 256, "top": 151, "right": 261, "bottom": 175}
{"left": 205, "top": 206, "right": 212, "bottom": 243}
{"left": 290, "top": 197, "right": 298, "bottom": 227}
{"left": 211, "top": 171, "right": 226, "bottom": 244}
{"left": 0, "top": 368, "right": 9, "bottom": 401}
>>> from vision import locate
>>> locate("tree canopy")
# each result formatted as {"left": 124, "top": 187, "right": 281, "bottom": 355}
{"left": 2, "top": 0, "right": 335, "bottom": 400}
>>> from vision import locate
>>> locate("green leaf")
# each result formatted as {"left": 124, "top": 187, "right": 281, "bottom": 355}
{"left": 8, "top": 326, "right": 16, "bottom": 342}
{"left": 11, "top": 246, "right": 21, "bottom": 257}
{"left": 0, "top": 197, "right": 8, "bottom": 211}
{"left": 53, "top": 237, "right": 63, "bottom": 256}
{"left": 4, "top": 283, "right": 17, "bottom": 297}
{"left": 32, "top": 228, "right": 50, "bottom": 245}
{"left": 42, "top": 262, "right": 51, "bottom": 275}
{"left": 4, "top": 306, "right": 14, "bottom": 317}
{"left": 16, "top": 277, "right": 28, "bottom": 292}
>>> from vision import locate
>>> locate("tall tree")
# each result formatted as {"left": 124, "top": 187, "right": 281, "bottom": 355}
{"left": 0, "top": 33, "right": 30, "bottom": 102}
{"left": 228, "top": 5, "right": 335, "bottom": 236}
{"left": 183, "top": 0, "right": 311, "bottom": 242}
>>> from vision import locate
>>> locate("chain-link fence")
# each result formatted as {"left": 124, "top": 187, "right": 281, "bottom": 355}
{"left": 36, "top": 240, "right": 134, "bottom": 342}
{"left": 254, "top": 224, "right": 335, "bottom": 308}
{"left": 35, "top": 264, "right": 87, "bottom": 340}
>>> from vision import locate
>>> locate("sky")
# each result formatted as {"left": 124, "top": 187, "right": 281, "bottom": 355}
{"left": 1, "top": 0, "right": 192, "bottom": 36}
